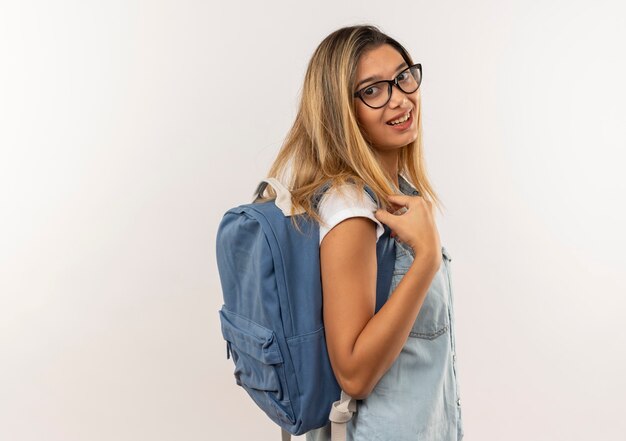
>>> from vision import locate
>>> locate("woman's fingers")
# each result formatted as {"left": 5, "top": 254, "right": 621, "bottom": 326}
{"left": 386, "top": 193, "right": 414, "bottom": 208}
{"left": 374, "top": 207, "right": 395, "bottom": 226}
{"left": 374, "top": 193, "right": 439, "bottom": 258}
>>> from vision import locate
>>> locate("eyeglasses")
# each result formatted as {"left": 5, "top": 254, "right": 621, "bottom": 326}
{"left": 353, "top": 63, "right": 422, "bottom": 109}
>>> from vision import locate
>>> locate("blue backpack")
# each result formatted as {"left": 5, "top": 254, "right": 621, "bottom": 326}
{"left": 215, "top": 178, "right": 396, "bottom": 439}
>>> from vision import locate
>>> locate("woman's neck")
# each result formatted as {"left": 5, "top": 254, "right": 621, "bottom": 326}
{"left": 376, "top": 150, "right": 399, "bottom": 188}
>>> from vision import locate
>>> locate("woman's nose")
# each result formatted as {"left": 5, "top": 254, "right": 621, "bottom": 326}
{"left": 388, "top": 85, "right": 408, "bottom": 108}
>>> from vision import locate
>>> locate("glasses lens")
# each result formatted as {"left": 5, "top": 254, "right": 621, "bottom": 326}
{"left": 397, "top": 65, "right": 421, "bottom": 94}
{"left": 360, "top": 81, "right": 390, "bottom": 108}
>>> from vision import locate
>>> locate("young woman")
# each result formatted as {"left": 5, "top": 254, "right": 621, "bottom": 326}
{"left": 260, "top": 25, "right": 463, "bottom": 441}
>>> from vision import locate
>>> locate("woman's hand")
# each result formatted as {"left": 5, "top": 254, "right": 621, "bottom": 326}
{"left": 374, "top": 194, "right": 441, "bottom": 261}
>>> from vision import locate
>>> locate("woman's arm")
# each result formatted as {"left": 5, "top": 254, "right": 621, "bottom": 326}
{"left": 320, "top": 195, "right": 440, "bottom": 399}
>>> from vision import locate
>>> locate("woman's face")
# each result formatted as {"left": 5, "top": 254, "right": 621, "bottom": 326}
{"left": 354, "top": 44, "right": 420, "bottom": 152}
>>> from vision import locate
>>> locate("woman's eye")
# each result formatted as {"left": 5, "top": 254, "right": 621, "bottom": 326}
{"left": 397, "top": 72, "right": 409, "bottom": 81}
{"left": 364, "top": 86, "right": 379, "bottom": 96}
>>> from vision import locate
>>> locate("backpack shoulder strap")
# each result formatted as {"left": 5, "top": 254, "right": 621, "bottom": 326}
{"left": 360, "top": 184, "right": 396, "bottom": 314}
{"left": 255, "top": 178, "right": 304, "bottom": 217}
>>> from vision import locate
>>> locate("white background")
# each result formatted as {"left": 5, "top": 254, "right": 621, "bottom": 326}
{"left": 1, "top": 1, "right": 625, "bottom": 440}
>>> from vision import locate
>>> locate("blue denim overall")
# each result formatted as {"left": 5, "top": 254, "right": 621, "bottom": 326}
{"left": 307, "top": 176, "right": 464, "bottom": 441}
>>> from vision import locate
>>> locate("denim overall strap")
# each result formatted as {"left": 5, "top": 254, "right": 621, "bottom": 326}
{"left": 398, "top": 174, "right": 420, "bottom": 196}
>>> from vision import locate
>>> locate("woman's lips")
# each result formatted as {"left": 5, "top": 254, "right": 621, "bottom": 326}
{"left": 386, "top": 109, "right": 412, "bottom": 125}
{"left": 387, "top": 110, "right": 413, "bottom": 131}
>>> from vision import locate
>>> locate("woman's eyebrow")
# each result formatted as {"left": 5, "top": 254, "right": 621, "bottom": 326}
{"left": 356, "top": 61, "right": 408, "bottom": 89}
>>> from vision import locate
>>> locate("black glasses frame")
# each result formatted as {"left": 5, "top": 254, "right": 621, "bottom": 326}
{"left": 353, "top": 63, "right": 422, "bottom": 109}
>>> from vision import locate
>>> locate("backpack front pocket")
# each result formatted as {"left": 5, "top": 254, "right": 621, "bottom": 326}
{"left": 219, "top": 308, "right": 295, "bottom": 425}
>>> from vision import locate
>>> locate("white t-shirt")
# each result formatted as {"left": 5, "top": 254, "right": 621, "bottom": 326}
{"left": 317, "top": 184, "right": 385, "bottom": 245}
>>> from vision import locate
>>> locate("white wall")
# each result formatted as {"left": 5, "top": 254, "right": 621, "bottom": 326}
{"left": 1, "top": 1, "right": 625, "bottom": 440}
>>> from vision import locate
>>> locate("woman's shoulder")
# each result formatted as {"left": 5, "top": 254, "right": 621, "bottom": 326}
{"left": 320, "top": 181, "right": 376, "bottom": 205}
{"left": 317, "top": 182, "right": 383, "bottom": 246}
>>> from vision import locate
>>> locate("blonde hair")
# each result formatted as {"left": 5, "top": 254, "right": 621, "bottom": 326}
{"left": 259, "top": 24, "right": 443, "bottom": 223}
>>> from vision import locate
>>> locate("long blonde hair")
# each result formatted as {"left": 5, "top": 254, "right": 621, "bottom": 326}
{"left": 259, "top": 24, "right": 443, "bottom": 223}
